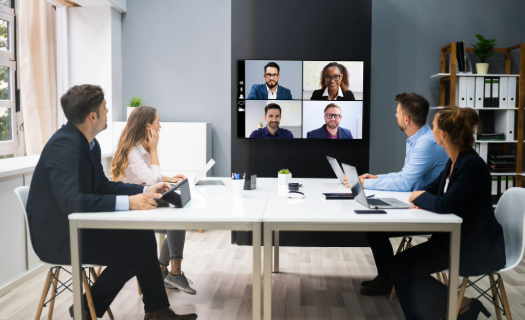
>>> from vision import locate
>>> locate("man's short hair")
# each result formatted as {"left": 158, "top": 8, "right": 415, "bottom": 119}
{"left": 324, "top": 103, "right": 341, "bottom": 113}
{"left": 394, "top": 93, "right": 429, "bottom": 127}
{"left": 60, "top": 85, "right": 105, "bottom": 125}
{"left": 264, "top": 62, "right": 280, "bottom": 74}
{"left": 264, "top": 103, "right": 281, "bottom": 115}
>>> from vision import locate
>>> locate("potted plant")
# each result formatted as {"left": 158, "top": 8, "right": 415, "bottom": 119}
{"left": 126, "top": 96, "right": 142, "bottom": 119}
{"left": 471, "top": 34, "right": 496, "bottom": 75}
{"left": 258, "top": 122, "right": 263, "bottom": 128}
{"left": 278, "top": 168, "right": 292, "bottom": 185}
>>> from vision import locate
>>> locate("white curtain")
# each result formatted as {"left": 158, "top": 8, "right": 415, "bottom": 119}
{"left": 19, "top": 0, "right": 57, "bottom": 155}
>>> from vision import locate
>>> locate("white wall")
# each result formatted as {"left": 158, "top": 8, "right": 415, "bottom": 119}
{"left": 68, "top": 6, "right": 123, "bottom": 154}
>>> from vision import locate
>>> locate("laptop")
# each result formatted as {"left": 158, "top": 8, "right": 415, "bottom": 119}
{"left": 341, "top": 163, "right": 411, "bottom": 209}
{"left": 326, "top": 156, "right": 345, "bottom": 184}
{"left": 168, "top": 159, "right": 224, "bottom": 186}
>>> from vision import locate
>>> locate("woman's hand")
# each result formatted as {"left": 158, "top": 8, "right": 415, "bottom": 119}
{"left": 409, "top": 191, "right": 425, "bottom": 209}
{"left": 146, "top": 127, "right": 159, "bottom": 150}
{"left": 164, "top": 174, "right": 186, "bottom": 183}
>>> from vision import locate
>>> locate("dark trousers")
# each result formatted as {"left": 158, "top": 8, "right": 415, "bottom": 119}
{"left": 365, "top": 232, "right": 450, "bottom": 320}
{"left": 82, "top": 229, "right": 170, "bottom": 317}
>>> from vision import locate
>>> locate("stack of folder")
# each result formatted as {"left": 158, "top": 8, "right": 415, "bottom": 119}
{"left": 456, "top": 76, "right": 517, "bottom": 108}
{"left": 478, "top": 133, "right": 505, "bottom": 141}
{"left": 488, "top": 154, "right": 516, "bottom": 172}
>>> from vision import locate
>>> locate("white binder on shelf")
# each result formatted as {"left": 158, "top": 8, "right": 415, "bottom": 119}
{"left": 475, "top": 77, "right": 484, "bottom": 108}
{"left": 495, "top": 111, "right": 515, "bottom": 142}
{"left": 499, "top": 77, "right": 509, "bottom": 109}
{"left": 466, "top": 77, "right": 475, "bottom": 108}
{"left": 478, "top": 142, "right": 488, "bottom": 163}
{"left": 508, "top": 77, "right": 517, "bottom": 108}
{"left": 457, "top": 76, "right": 468, "bottom": 107}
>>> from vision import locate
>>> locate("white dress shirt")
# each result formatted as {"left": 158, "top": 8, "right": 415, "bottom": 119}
{"left": 267, "top": 85, "right": 278, "bottom": 99}
{"left": 322, "top": 87, "right": 344, "bottom": 100}
{"left": 120, "top": 145, "right": 162, "bottom": 186}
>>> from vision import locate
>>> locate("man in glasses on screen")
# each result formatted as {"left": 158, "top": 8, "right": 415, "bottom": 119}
{"left": 306, "top": 103, "right": 353, "bottom": 139}
{"left": 249, "top": 103, "right": 294, "bottom": 139}
{"left": 247, "top": 62, "right": 293, "bottom": 100}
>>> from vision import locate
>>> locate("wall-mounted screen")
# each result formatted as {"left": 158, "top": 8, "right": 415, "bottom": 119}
{"left": 237, "top": 60, "right": 364, "bottom": 139}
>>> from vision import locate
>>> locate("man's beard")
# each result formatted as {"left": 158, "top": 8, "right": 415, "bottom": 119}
{"left": 267, "top": 80, "right": 278, "bottom": 89}
{"left": 398, "top": 123, "right": 406, "bottom": 132}
{"left": 326, "top": 121, "right": 339, "bottom": 129}
{"left": 268, "top": 121, "right": 279, "bottom": 129}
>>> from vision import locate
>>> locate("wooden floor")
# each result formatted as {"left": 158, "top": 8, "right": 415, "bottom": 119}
{"left": 1, "top": 230, "right": 525, "bottom": 320}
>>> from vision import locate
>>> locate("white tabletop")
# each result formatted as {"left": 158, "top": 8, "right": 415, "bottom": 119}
{"left": 69, "top": 178, "right": 274, "bottom": 223}
{"left": 263, "top": 178, "right": 462, "bottom": 224}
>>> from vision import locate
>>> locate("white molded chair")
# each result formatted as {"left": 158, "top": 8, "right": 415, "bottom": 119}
{"left": 453, "top": 187, "right": 525, "bottom": 319}
{"left": 14, "top": 186, "right": 113, "bottom": 320}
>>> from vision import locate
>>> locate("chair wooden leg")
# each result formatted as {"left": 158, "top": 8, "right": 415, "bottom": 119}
{"left": 489, "top": 274, "right": 503, "bottom": 320}
{"left": 88, "top": 268, "right": 114, "bottom": 320}
{"left": 137, "top": 279, "right": 142, "bottom": 295}
{"left": 457, "top": 278, "right": 468, "bottom": 315}
{"left": 47, "top": 268, "right": 61, "bottom": 320}
{"left": 34, "top": 270, "right": 54, "bottom": 320}
{"left": 82, "top": 271, "right": 98, "bottom": 320}
{"left": 442, "top": 273, "right": 449, "bottom": 286}
{"left": 96, "top": 267, "right": 102, "bottom": 277}
{"left": 498, "top": 277, "right": 512, "bottom": 320}
{"left": 436, "top": 272, "right": 443, "bottom": 283}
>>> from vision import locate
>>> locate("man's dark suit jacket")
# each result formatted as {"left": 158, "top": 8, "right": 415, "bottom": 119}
{"left": 247, "top": 84, "right": 293, "bottom": 99}
{"left": 310, "top": 89, "right": 356, "bottom": 101}
{"left": 26, "top": 122, "right": 144, "bottom": 265}
{"left": 413, "top": 150, "right": 506, "bottom": 276}
{"left": 306, "top": 124, "right": 353, "bottom": 139}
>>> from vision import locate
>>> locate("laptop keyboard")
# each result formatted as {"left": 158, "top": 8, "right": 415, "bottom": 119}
{"left": 367, "top": 198, "right": 391, "bottom": 207}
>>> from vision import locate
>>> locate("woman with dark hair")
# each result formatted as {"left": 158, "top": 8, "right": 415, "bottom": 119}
{"left": 386, "top": 106, "right": 506, "bottom": 319}
{"left": 111, "top": 106, "right": 197, "bottom": 295}
{"left": 310, "top": 62, "right": 355, "bottom": 101}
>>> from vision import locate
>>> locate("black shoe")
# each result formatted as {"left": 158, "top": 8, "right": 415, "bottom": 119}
{"left": 360, "top": 275, "right": 379, "bottom": 287}
{"left": 69, "top": 304, "right": 92, "bottom": 319}
{"left": 458, "top": 298, "right": 491, "bottom": 319}
{"left": 359, "top": 276, "right": 394, "bottom": 296}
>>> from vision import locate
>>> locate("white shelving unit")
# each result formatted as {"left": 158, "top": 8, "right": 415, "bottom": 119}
{"left": 430, "top": 73, "right": 520, "bottom": 79}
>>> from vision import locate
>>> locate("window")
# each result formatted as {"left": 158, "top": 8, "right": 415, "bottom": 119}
{"left": 0, "top": 4, "right": 15, "bottom": 158}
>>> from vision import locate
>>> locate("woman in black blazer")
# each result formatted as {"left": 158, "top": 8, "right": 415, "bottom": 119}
{"left": 310, "top": 62, "right": 356, "bottom": 101}
{"left": 392, "top": 106, "right": 506, "bottom": 319}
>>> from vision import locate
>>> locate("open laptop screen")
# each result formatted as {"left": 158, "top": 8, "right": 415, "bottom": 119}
{"left": 341, "top": 163, "right": 368, "bottom": 207}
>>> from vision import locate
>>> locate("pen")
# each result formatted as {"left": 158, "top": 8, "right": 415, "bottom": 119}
{"left": 243, "top": 173, "right": 246, "bottom": 179}
{"left": 236, "top": 173, "right": 240, "bottom": 180}
{"left": 366, "top": 194, "right": 375, "bottom": 198}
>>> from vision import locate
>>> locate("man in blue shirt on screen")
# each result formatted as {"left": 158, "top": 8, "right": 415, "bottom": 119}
{"left": 344, "top": 93, "right": 447, "bottom": 192}
{"left": 247, "top": 62, "right": 293, "bottom": 100}
{"left": 249, "top": 103, "right": 294, "bottom": 139}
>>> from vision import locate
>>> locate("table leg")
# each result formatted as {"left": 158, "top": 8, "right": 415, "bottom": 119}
{"left": 69, "top": 220, "right": 84, "bottom": 320}
{"left": 447, "top": 224, "right": 461, "bottom": 320}
{"left": 253, "top": 223, "right": 261, "bottom": 320}
{"left": 263, "top": 223, "right": 273, "bottom": 320}
{"left": 273, "top": 230, "right": 279, "bottom": 273}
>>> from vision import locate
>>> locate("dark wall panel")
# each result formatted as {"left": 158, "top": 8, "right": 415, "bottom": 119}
{"left": 231, "top": 0, "right": 372, "bottom": 178}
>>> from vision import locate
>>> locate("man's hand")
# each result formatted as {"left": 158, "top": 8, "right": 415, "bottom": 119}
{"left": 147, "top": 182, "right": 171, "bottom": 194}
{"left": 129, "top": 193, "right": 162, "bottom": 210}
{"left": 359, "top": 173, "right": 378, "bottom": 188}
{"left": 409, "top": 191, "right": 425, "bottom": 208}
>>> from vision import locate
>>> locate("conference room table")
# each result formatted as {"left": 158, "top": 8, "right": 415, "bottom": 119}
{"left": 69, "top": 177, "right": 463, "bottom": 320}
{"left": 263, "top": 179, "right": 463, "bottom": 320}
{"left": 69, "top": 178, "right": 274, "bottom": 320}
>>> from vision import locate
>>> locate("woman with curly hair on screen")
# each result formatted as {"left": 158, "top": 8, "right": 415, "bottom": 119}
{"left": 310, "top": 62, "right": 356, "bottom": 101}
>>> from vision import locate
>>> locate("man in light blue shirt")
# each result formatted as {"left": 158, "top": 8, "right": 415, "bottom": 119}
{"left": 351, "top": 93, "right": 449, "bottom": 298}
{"left": 344, "top": 92, "right": 448, "bottom": 192}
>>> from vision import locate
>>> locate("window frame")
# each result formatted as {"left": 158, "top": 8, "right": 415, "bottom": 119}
{"left": 0, "top": 58, "right": 16, "bottom": 156}
{"left": 0, "top": 11, "right": 14, "bottom": 61}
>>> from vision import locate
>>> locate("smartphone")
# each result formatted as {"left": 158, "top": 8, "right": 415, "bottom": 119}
{"left": 354, "top": 209, "right": 387, "bottom": 214}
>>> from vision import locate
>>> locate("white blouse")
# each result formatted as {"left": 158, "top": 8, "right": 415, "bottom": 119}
{"left": 444, "top": 178, "right": 450, "bottom": 193}
{"left": 120, "top": 145, "right": 162, "bottom": 186}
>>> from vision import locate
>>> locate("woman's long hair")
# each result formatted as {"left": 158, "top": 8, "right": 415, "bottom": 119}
{"left": 318, "top": 62, "right": 350, "bottom": 93}
{"left": 110, "top": 106, "right": 157, "bottom": 182}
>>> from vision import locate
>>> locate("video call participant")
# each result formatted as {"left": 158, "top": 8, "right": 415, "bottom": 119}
{"left": 344, "top": 93, "right": 448, "bottom": 193}
{"left": 306, "top": 103, "right": 353, "bottom": 139}
{"left": 247, "top": 62, "right": 293, "bottom": 100}
{"left": 368, "top": 107, "right": 505, "bottom": 319}
{"left": 310, "top": 62, "right": 355, "bottom": 101}
{"left": 26, "top": 85, "right": 197, "bottom": 320}
{"left": 249, "top": 103, "right": 294, "bottom": 139}
{"left": 111, "top": 106, "right": 196, "bottom": 295}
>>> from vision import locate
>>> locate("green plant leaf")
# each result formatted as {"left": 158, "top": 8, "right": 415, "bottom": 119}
{"left": 278, "top": 169, "right": 290, "bottom": 174}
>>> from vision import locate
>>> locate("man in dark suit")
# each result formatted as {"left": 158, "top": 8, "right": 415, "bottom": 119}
{"left": 247, "top": 62, "right": 293, "bottom": 99}
{"left": 26, "top": 85, "right": 197, "bottom": 320}
{"left": 306, "top": 103, "right": 353, "bottom": 139}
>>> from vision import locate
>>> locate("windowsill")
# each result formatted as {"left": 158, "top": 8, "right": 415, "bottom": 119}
{"left": 0, "top": 153, "right": 113, "bottom": 179}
